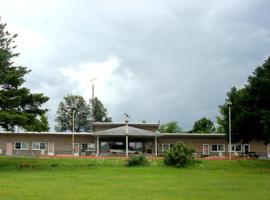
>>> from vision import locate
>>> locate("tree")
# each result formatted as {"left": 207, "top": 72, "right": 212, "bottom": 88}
{"left": 0, "top": 20, "right": 49, "bottom": 131}
{"left": 191, "top": 117, "right": 215, "bottom": 133}
{"left": 90, "top": 97, "right": 112, "bottom": 122}
{"left": 23, "top": 114, "right": 50, "bottom": 132}
{"left": 55, "top": 95, "right": 91, "bottom": 132}
{"left": 218, "top": 57, "right": 270, "bottom": 143}
{"left": 159, "top": 121, "right": 183, "bottom": 133}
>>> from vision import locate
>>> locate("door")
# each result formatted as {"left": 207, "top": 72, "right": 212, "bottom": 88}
{"left": 243, "top": 144, "right": 250, "bottom": 153}
{"left": 6, "top": 143, "right": 13, "bottom": 156}
{"left": 267, "top": 144, "right": 270, "bottom": 159}
{"left": 145, "top": 142, "right": 153, "bottom": 154}
{"left": 48, "top": 142, "right": 55, "bottom": 156}
{"left": 203, "top": 144, "right": 209, "bottom": 156}
{"left": 73, "top": 143, "right": 80, "bottom": 156}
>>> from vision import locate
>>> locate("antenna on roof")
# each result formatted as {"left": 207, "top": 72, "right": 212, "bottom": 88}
{"left": 124, "top": 113, "right": 130, "bottom": 119}
{"left": 90, "top": 77, "right": 98, "bottom": 100}
{"left": 124, "top": 113, "right": 130, "bottom": 123}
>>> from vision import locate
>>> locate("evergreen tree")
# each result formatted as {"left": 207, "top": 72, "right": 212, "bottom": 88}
{"left": 219, "top": 57, "right": 270, "bottom": 143}
{"left": 90, "top": 97, "right": 112, "bottom": 122}
{"left": 0, "top": 20, "right": 49, "bottom": 131}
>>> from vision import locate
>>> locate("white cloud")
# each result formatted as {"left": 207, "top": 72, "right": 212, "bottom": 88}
{"left": 60, "top": 56, "right": 136, "bottom": 105}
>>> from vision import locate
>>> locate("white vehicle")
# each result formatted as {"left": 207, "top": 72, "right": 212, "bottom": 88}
{"left": 110, "top": 145, "right": 140, "bottom": 154}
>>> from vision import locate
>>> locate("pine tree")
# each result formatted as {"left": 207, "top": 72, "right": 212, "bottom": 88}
{"left": 0, "top": 20, "right": 49, "bottom": 131}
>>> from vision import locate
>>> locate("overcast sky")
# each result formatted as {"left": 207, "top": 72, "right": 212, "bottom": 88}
{"left": 1, "top": 0, "right": 270, "bottom": 131}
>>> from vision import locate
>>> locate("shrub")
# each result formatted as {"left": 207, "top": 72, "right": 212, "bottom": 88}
{"left": 164, "top": 142, "right": 196, "bottom": 167}
{"left": 127, "top": 155, "right": 150, "bottom": 167}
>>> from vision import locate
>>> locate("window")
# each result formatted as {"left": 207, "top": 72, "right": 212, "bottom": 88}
{"left": 211, "top": 144, "right": 225, "bottom": 152}
{"left": 14, "top": 142, "right": 28, "bottom": 150}
{"left": 162, "top": 144, "right": 170, "bottom": 152}
{"left": 129, "top": 142, "right": 143, "bottom": 151}
{"left": 32, "top": 142, "right": 47, "bottom": 150}
{"left": 229, "top": 144, "right": 242, "bottom": 152}
{"left": 162, "top": 144, "right": 175, "bottom": 152}
{"left": 81, "top": 143, "right": 95, "bottom": 151}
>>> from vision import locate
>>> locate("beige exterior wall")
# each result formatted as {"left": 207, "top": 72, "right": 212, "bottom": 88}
{"left": 0, "top": 133, "right": 268, "bottom": 157}
{"left": 158, "top": 135, "right": 268, "bottom": 157}
{"left": 0, "top": 134, "right": 95, "bottom": 156}
{"left": 158, "top": 136, "right": 227, "bottom": 156}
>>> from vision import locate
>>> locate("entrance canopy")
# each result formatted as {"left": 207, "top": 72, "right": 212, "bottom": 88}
{"left": 95, "top": 126, "right": 159, "bottom": 137}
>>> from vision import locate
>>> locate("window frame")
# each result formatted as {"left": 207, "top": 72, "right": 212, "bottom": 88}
{"left": 162, "top": 144, "right": 170, "bottom": 152}
{"left": 81, "top": 143, "right": 95, "bottom": 151}
{"left": 229, "top": 144, "right": 242, "bottom": 152}
{"left": 32, "top": 142, "right": 47, "bottom": 150}
{"left": 14, "top": 142, "right": 29, "bottom": 150}
{"left": 210, "top": 144, "right": 225, "bottom": 152}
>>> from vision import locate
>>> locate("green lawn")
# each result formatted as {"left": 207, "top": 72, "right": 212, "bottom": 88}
{"left": 0, "top": 157, "right": 270, "bottom": 200}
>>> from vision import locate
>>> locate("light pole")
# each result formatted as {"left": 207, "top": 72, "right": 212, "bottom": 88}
{"left": 228, "top": 101, "right": 232, "bottom": 160}
{"left": 71, "top": 105, "right": 76, "bottom": 155}
{"left": 124, "top": 113, "right": 130, "bottom": 158}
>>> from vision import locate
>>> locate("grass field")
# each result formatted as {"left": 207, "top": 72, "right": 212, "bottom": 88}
{"left": 0, "top": 157, "right": 270, "bottom": 200}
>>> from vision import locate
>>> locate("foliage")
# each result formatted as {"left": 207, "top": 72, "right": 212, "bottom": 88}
{"left": 23, "top": 114, "right": 50, "bottom": 132}
{"left": 218, "top": 57, "right": 270, "bottom": 143}
{"left": 164, "top": 142, "right": 195, "bottom": 167}
{"left": 90, "top": 97, "right": 112, "bottom": 122}
{"left": 55, "top": 95, "right": 91, "bottom": 132}
{"left": 192, "top": 117, "right": 215, "bottom": 133}
{"left": 127, "top": 155, "right": 150, "bottom": 167}
{"left": 159, "top": 121, "right": 183, "bottom": 133}
{"left": 215, "top": 116, "right": 225, "bottom": 133}
{"left": 0, "top": 20, "right": 49, "bottom": 131}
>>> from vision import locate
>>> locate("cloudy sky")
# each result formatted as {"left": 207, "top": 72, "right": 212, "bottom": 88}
{"left": 1, "top": 0, "right": 270, "bottom": 131}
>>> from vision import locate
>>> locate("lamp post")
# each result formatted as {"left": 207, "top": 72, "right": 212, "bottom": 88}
{"left": 124, "top": 113, "right": 130, "bottom": 158}
{"left": 63, "top": 104, "right": 76, "bottom": 155}
{"left": 71, "top": 105, "right": 76, "bottom": 155}
{"left": 228, "top": 101, "right": 232, "bottom": 160}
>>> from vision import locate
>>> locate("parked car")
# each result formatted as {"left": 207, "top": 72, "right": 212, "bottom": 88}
{"left": 110, "top": 145, "right": 140, "bottom": 154}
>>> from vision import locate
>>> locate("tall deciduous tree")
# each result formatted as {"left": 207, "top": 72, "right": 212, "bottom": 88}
{"left": 219, "top": 57, "right": 270, "bottom": 143}
{"left": 90, "top": 97, "right": 112, "bottom": 122}
{"left": 159, "top": 121, "right": 183, "bottom": 133}
{"left": 191, "top": 117, "right": 215, "bottom": 133}
{"left": 55, "top": 95, "right": 91, "bottom": 132}
{"left": 0, "top": 20, "right": 49, "bottom": 131}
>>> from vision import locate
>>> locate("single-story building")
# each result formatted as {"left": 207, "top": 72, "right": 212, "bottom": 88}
{"left": 0, "top": 122, "right": 269, "bottom": 159}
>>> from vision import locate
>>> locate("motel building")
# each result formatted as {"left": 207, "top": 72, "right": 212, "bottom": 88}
{"left": 0, "top": 122, "right": 269, "bottom": 159}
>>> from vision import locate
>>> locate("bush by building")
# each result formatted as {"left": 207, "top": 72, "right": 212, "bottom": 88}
{"left": 127, "top": 155, "right": 150, "bottom": 167}
{"left": 164, "top": 142, "right": 196, "bottom": 167}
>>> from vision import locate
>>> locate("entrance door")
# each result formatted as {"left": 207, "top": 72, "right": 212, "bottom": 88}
{"left": 243, "top": 144, "right": 250, "bottom": 152}
{"left": 48, "top": 142, "right": 55, "bottom": 156}
{"left": 145, "top": 142, "right": 153, "bottom": 154}
{"left": 267, "top": 144, "right": 270, "bottom": 159}
{"left": 6, "top": 143, "right": 13, "bottom": 156}
{"left": 203, "top": 144, "right": 209, "bottom": 156}
{"left": 73, "top": 143, "right": 80, "bottom": 156}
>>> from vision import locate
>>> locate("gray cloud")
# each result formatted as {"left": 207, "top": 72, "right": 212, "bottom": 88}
{"left": 1, "top": 0, "right": 270, "bottom": 130}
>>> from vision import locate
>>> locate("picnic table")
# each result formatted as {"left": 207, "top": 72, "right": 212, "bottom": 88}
{"left": 240, "top": 151, "right": 259, "bottom": 159}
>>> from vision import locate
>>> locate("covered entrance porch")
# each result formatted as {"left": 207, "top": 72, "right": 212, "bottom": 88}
{"left": 95, "top": 125, "right": 159, "bottom": 157}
